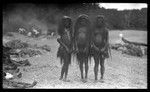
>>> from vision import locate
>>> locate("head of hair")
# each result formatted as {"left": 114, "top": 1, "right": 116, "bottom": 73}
{"left": 75, "top": 14, "right": 90, "bottom": 27}
{"left": 94, "top": 15, "right": 106, "bottom": 28}
{"left": 57, "top": 16, "right": 73, "bottom": 36}
{"left": 74, "top": 14, "right": 92, "bottom": 41}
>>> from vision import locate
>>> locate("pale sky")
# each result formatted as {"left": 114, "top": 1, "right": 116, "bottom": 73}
{"left": 99, "top": 3, "right": 147, "bottom": 10}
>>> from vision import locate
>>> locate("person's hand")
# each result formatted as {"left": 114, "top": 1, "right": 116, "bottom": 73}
{"left": 92, "top": 43, "right": 99, "bottom": 51}
{"left": 101, "top": 47, "right": 105, "bottom": 52}
{"left": 94, "top": 46, "right": 99, "bottom": 51}
{"left": 66, "top": 48, "right": 70, "bottom": 53}
{"left": 75, "top": 48, "right": 79, "bottom": 53}
{"left": 91, "top": 44, "right": 94, "bottom": 48}
{"left": 83, "top": 48, "right": 87, "bottom": 53}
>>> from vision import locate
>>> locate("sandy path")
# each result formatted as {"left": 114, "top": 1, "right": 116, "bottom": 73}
{"left": 4, "top": 32, "right": 147, "bottom": 89}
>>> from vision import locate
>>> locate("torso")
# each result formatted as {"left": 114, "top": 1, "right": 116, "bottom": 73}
{"left": 61, "top": 29, "right": 71, "bottom": 47}
{"left": 93, "top": 28, "right": 106, "bottom": 48}
{"left": 76, "top": 27, "right": 88, "bottom": 45}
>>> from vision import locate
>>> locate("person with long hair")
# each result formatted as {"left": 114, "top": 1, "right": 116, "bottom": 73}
{"left": 57, "top": 16, "right": 73, "bottom": 82}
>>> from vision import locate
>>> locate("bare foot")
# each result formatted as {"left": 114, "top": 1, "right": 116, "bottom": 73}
{"left": 84, "top": 78, "right": 88, "bottom": 83}
{"left": 59, "top": 77, "right": 63, "bottom": 80}
{"left": 81, "top": 79, "right": 87, "bottom": 83}
{"left": 80, "top": 79, "right": 84, "bottom": 82}
{"left": 63, "top": 79, "right": 70, "bottom": 82}
{"left": 99, "top": 78, "right": 104, "bottom": 83}
{"left": 94, "top": 80, "right": 98, "bottom": 83}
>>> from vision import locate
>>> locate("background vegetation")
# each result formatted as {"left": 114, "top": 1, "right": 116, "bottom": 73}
{"left": 3, "top": 3, "right": 147, "bottom": 35}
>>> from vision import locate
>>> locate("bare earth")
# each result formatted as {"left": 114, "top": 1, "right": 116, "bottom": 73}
{"left": 3, "top": 30, "right": 147, "bottom": 89}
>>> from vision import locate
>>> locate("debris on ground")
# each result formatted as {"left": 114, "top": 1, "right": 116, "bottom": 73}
{"left": 40, "top": 45, "right": 51, "bottom": 52}
{"left": 11, "top": 59, "right": 31, "bottom": 67}
{"left": 18, "top": 48, "right": 42, "bottom": 58}
{"left": 111, "top": 37, "right": 147, "bottom": 57}
{"left": 3, "top": 46, "right": 37, "bottom": 89}
{"left": 4, "top": 39, "right": 29, "bottom": 49}
{"left": 3, "top": 79, "right": 37, "bottom": 89}
{"left": 32, "top": 44, "right": 51, "bottom": 52}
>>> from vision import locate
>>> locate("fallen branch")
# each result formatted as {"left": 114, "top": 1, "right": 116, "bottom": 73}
{"left": 110, "top": 37, "right": 147, "bottom": 57}
{"left": 3, "top": 80, "right": 37, "bottom": 89}
{"left": 122, "top": 37, "right": 147, "bottom": 46}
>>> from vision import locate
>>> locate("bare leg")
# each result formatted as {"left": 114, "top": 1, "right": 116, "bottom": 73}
{"left": 64, "top": 55, "right": 71, "bottom": 82}
{"left": 63, "top": 64, "right": 70, "bottom": 82}
{"left": 79, "top": 60, "right": 84, "bottom": 80}
{"left": 60, "top": 63, "right": 65, "bottom": 80}
{"left": 100, "top": 56, "right": 105, "bottom": 82}
{"left": 94, "top": 55, "right": 99, "bottom": 81}
{"left": 85, "top": 58, "right": 89, "bottom": 82}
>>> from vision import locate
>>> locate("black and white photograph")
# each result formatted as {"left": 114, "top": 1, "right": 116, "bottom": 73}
{"left": 2, "top": 3, "right": 147, "bottom": 89}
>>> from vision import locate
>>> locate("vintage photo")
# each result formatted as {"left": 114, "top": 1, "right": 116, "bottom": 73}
{"left": 2, "top": 3, "right": 147, "bottom": 89}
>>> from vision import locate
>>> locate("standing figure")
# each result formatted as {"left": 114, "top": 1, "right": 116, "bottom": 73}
{"left": 57, "top": 16, "right": 73, "bottom": 82}
{"left": 74, "top": 14, "right": 92, "bottom": 82}
{"left": 91, "top": 15, "right": 110, "bottom": 82}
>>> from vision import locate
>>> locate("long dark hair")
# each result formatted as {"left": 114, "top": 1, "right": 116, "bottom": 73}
{"left": 57, "top": 16, "right": 73, "bottom": 38}
{"left": 74, "top": 14, "right": 92, "bottom": 65}
{"left": 74, "top": 14, "right": 91, "bottom": 40}
{"left": 93, "top": 15, "right": 106, "bottom": 29}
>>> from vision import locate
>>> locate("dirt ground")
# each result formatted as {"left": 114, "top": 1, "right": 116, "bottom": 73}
{"left": 3, "top": 30, "right": 147, "bottom": 89}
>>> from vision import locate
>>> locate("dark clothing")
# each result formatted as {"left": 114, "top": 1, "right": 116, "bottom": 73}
{"left": 76, "top": 52, "right": 88, "bottom": 65}
{"left": 91, "top": 28, "right": 109, "bottom": 59}
{"left": 57, "top": 28, "right": 73, "bottom": 65}
{"left": 57, "top": 46, "right": 71, "bottom": 65}
{"left": 90, "top": 47, "right": 109, "bottom": 59}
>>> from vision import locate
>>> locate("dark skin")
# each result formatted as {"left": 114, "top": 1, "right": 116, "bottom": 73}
{"left": 93, "top": 52, "right": 105, "bottom": 82}
{"left": 78, "top": 53, "right": 89, "bottom": 82}
{"left": 59, "top": 52, "right": 71, "bottom": 82}
{"left": 58, "top": 39, "right": 71, "bottom": 82}
{"left": 92, "top": 27, "right": 109, "bottom": 82}
{"left": 91, "top": 15, "right": 108, "bottom": 82}
{"left": 74, "top": 15, "right": 91, "bottom": 83}
{"left": 57, "top": 17, "right": 73, "bottom": 82}
{"left": 57, "top": 31, "right": 72, "bottom": 81}
{"left": 75, "top": 31, "right": 90, "bottom": 82}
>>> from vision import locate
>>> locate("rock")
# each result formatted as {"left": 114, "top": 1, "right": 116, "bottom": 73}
{"left": 5, "top": 73, "right": 13, "bottom": 79}
{"left": 18, "top": 49, "right": 42, "bottom": 58}
{"left": 111, "top": 44, "right": 122, "bottom": 50}
{"left": 4, "top": 40, "right": 29, "bottom": 49}
{"left": 3, "top": 80, "right": 37, "bottom": 89}
{"left": 41, "top": 45, "right": 51, "bottom": 52}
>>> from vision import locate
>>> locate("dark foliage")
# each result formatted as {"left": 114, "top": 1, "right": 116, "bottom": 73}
{"left": 3, "top": 3, "right": 147, "bottom": 36}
